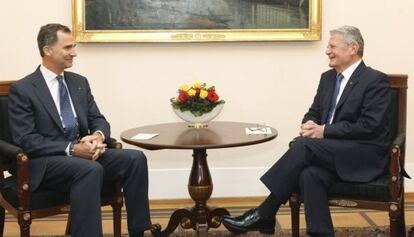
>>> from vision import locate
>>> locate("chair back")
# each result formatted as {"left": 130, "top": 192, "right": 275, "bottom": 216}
{"left": 0, "top": 81, "right": 15, "bottom": 180}
{"left": 388, "top": 74, "right": 408, "bottom": 165}
{"left": 0, "top": 81, "right": 13, "bottom": 143}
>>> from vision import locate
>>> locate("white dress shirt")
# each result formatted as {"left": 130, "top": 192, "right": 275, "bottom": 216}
{"left": 40, "top": 64, "right": 78, "bottom": 122}
{"left": 40, "top": 65, "right": 105, "bottom": 156}
{"left": 40, "top": 65, "right": 77, "bottom": 155}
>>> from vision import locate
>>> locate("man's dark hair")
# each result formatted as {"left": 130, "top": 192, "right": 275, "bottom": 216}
{"left": 37, "top": 23, "right": 71, "bottom": 57}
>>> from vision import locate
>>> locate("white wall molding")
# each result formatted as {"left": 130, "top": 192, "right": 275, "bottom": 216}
{"left": 150, "top": 163, "right": 414, "bottom": 199}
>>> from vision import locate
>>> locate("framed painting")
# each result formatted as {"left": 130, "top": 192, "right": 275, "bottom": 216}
{"left": 72, "top": 0, "right": 321, "bottom": 43}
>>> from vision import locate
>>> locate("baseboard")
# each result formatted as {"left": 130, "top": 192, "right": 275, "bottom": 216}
{"left": 149, "top": 196, "right": 266, "bottom": 210}
{"left": 148, "top": 193, "right": 414, "bottom": 209}
{"left": 149, "top": 164, "right": 414, "bottom": 199}
{"left": 405, "top": 193, "right": 414, "bottom": 202}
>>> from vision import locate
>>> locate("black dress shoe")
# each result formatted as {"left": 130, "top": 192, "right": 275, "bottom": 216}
{"left": 222, "top": 208, "right": 275, "bottom": 234}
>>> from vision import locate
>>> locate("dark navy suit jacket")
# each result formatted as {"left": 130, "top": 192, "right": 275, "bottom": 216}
{"left": 8, "top": 66, "right": 111, "bottom": 191}
{"left": 301, "top": 61, "right": 392, "bottom": 182}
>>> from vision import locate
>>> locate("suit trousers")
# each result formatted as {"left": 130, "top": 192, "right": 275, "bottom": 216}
{"left": 36, "top": 148, "right": 151, "bottom": 237}
{"left": 261, "top": 138, "right": 339, "bottom": 236}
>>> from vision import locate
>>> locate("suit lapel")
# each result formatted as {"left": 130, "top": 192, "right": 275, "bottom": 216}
{"left": 321, "top": 71, "right": 337, "bottom": 123}
{"left": 335, "top": 61, "right": 366, "bottom": 110}
{"left": 31, "top": 67, "right": 65, "bottom": 133}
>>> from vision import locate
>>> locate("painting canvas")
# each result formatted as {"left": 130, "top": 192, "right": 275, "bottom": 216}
{"left": 73, "top": 0, "right": 321, "bottom": 42}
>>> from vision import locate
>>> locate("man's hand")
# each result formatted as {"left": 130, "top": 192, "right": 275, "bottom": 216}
{"left": 72, "top": 142, "right": 101, "bottom": 160}
{"left": 75, "top": 133, "right": 107, "bottom": 160}
{"left": 299, "top": 120, "right": 324, "bottom": 139}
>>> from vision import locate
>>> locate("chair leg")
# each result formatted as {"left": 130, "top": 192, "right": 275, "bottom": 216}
{"left": 389, "top": 202, "right": 404, "bottom": 237}
{"left": 400, "top": 196, "right": 407, "bottom": 236}
{"left": 20, "top": 226, "right": 29, "bottom": 237}
{"left": 65, "top": 212, "right": 72, "bottom": 235}
{"left": 390, "top": 217, "right": 399, "bottom": 237}
{"left": 18, "top": 211, "right": 31, "bottom": 237}
{"left": 290, "top": 194, "right": 301, "bottom": 237}
{"left": 112, "top": 203, "right": 122, "bottom": 237}
{"left": 0, "top": 207, "right": 5, "bottom": 237}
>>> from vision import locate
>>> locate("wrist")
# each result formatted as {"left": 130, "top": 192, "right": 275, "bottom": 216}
{"left": 69, "top": 142, "right": 77, "bottom": 156}
{"left": 94, "top": 131, "right": 105, "bottom": 142}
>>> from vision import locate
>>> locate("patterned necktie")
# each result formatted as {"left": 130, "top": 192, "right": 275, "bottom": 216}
{"left": 56, "top": 75, "right": 78, "bottom": 141}
{"left": 326, "top": 73, "right": 344, "bottom": 124}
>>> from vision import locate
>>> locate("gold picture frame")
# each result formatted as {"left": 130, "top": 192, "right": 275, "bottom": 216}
{"left": 73, "top": 0, "right": 321, "bottom": 43}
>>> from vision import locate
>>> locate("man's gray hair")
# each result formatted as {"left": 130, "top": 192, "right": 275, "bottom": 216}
{"left": 330, "top": 25, "right": 364, "bottom": 57}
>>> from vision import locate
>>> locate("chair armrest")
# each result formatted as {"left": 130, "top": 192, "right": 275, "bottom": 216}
{"left": 388, "top": 133, "right": 408, "bottom": 200}
{"left": 289, "top": 136, "right": 301, "bottom": 148}
{"left": 389, "top": 133, "right": 407, "bottom": 174}
{"left": 0, "top": 140, "right": 31, "bottom": 209}
{"left": 0, "top": 140, "right": 23, "bottom": 168}
{"left": 392, "top": 133, "right": 405, "bottom": 148}
{"left": 391, "top": 133, "right": 410, "bottom": 179}
{"left": 109, "top": 138, "right": 122, "bottom": 149}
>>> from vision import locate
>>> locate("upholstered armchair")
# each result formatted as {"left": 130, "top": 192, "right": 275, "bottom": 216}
{"left": 0, "top": 81, "right": 123, "bottom": 237}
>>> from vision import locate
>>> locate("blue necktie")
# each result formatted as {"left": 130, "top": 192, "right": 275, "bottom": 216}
{"left": 326, "top": 73, "right": 344, "bottom": 124}
{"left": 56, "top": 75, "right": 78, "bottom": 141}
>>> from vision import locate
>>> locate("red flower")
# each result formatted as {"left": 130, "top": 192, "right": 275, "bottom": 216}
{"left": 177, "top": 91, "right": 189, "bottom": 102}
{"left": 207, "top": 91, "right": 219, "bottom": 102}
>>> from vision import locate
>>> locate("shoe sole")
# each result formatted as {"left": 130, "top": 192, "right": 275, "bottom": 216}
{"left": 222, "top": 221, "right": 275, "bottom": 235}
{"left": 222, "top": 221, "right": 246, "bottom": 235}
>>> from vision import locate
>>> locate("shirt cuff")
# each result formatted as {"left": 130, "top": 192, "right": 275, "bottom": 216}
{"left": 94, "top": 130, "right": 105, "bottom": 141}
{"left": 322, "top": 124, "right": 326, "bottom": 137}
{"left": 65, "top": 142, "right": 71, "bottom": 156}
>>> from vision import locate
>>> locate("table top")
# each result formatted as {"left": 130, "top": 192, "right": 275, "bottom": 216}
{"left": 120, "top": 121, "right": 277, "bottom": 150}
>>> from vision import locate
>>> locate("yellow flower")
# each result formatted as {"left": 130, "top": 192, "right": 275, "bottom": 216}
{"left": 179, "top": 84, "right": 189, "bottom": 91}
{"left": 188, "top": 89, "right": 196, "bottom": 96}
{"left": 199, "top": 89, "right": 208, "bottom": 99}
{"left": 193, "top": 82, "right": 203, "bottom": 89}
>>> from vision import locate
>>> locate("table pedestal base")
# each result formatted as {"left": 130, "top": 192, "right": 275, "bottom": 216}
{"left": 150, "top": 148, "right": 230, "bottom": 236}
{"left": 150, "top": 206, "right": 229, "bottom": 237}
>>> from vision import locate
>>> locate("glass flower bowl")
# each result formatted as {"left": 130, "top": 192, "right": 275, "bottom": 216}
{"left": 173, "top": 104, "right": 224, "bottom": 128}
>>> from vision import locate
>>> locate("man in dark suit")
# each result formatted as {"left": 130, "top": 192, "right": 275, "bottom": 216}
{"left": 223, "top": 26, "right": 391, "bottom": 237}
{"left": 8, "top": 24, "right": 151, "bottom": 237}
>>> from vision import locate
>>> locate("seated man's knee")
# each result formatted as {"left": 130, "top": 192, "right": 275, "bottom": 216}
{"left": 127, "top": 150, "right": 147, "bottom": 168}
{"left": 299, "top": 167, "right": 319, "bottom": 185}
{"left": 291, "top": 137, "right": 309, "bottom": 148}
{"left": 301, "top": 166, "right": 318, "bottom": 177}
{"left": 85, "top": 161, "right": 104, "bottom": 178}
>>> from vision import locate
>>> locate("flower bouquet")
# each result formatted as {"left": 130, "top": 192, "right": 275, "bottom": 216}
{"left": 171, "top": 82, "right": 225, "bottom": 127}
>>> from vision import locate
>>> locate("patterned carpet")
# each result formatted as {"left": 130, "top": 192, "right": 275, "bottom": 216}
{"left": 28, "top": 226, "right": 412, "bottom": 236}
{"left": 139, "top": 226, "right": 413, "bottom": 237}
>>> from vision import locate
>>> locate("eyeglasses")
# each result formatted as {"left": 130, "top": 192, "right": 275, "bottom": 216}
{"left": 248, "top": 127, "right": 267, "bottom": 132}
{"left": 248, "top": 123, "right": 268, "bottom": 132}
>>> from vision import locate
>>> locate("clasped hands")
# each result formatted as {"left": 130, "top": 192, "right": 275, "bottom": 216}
{"left": 299, "top": 120, "right": 324, "bottom": 139}
{"left": 72, "top": 132, "right": 107, "bottom": 160}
